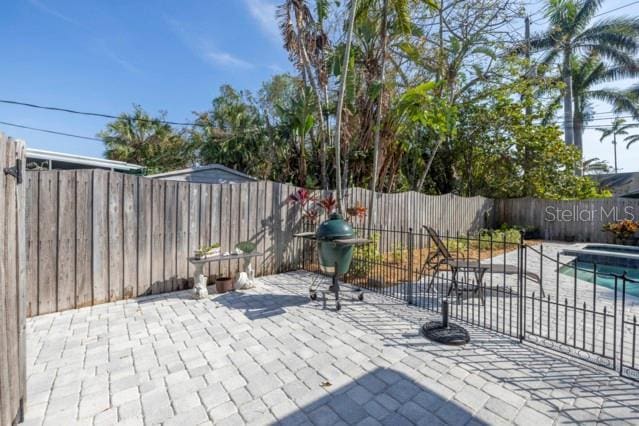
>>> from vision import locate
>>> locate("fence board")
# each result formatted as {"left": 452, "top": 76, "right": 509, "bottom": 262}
{"left": 137, "top": 177, "right": 152, "bottom": 296}
{"left": 0, "top": 136, "right": 26, "bottom": 425}
{"left": 92, "top": 171, "right": 109, "bottom": 305}
{"left": 57, "top": 171, "right": 76, "bottom": 311}
{"left": 164, "top": 180, "right": 178, "bottom": 293}
{"left": 123, "top": 175, "right": 138, "bottom": 299}
{"left": 25, "top": 171, "right": 38, "bottom": 316}
{"left": 4, "top": 140, "right": 19, "bottom": 418}
{"left": 176, "top": 182, "right": 189, "bottom": 290}
{"left": 108, "top": 172, "right": 124, "bottom": 302}
{"left": 75, "top": 171, "right": 92, "bottom": 308}
{"left": 151, "top": 180, "right": 165, "bottom": 294}
{"left": 38, "top": 171, "right": 58, "bottom": 314}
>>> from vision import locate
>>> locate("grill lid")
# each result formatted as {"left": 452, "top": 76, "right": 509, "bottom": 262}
{"left": 315, "top": 212, "right": 353, "bottom": 240}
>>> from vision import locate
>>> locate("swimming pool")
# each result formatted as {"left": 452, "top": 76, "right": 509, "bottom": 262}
{"left": 561, "top": 244, "right": 639, "bottom": 270}
{"left": 559, "top": 262, "right": 639, "bottom": 297}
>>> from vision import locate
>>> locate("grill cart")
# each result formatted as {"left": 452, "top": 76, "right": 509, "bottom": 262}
{"left": 294, "top": 212, "right": 370, "bottom": 310}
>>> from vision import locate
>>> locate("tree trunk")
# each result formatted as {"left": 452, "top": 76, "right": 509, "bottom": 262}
{"left": 562, "top": 50, "right": 575, "bottom": 147}
{"left": 294, "top": 9, "right": 328, "bottom": 189}
{"left": 573, "top": 104, "right": 584, "bottom": 176}
{"left": 334, "top": 0, "right": 358, "bottom": 215}
{"left": 613, "top": 134, "right": 618, "bottom": 173}
{"left": 417, "top": 135, "right": 445, "bottom": 192}
{"left": 368, "top": 0, "right": 389, "bottom": 230}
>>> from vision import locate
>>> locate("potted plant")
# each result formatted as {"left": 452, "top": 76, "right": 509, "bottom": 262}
{"left": 602, "top": 219, "right": 639, "bottom": 244}
{"left": 194, "top": 243, "right": 221, "bottom": 259}
{"left": 216, "top": 276, "right": 234, "bottom": 293}
{"left": 235, "top": 241, "right": 257, "bottom": 254}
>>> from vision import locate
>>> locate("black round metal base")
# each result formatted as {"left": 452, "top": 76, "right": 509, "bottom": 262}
{"left": 422, "top": 321, "right": 470, "bottom": 346}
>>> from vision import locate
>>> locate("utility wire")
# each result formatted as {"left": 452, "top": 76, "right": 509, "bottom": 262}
{"left": 0, "top": 120, "right": 103, "bottom": 141}
{"left": 0, "top": 99, "right": 204, "bottom": 128}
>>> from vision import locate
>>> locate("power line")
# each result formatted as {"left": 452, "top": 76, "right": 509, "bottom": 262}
{"left": 0, "top": 99, "right": 203, "bottom": 128}
{"left": 0, "top": 120, "right": 103, "bottom": 141}
{"left": 593, "top": 0, "right": 639, "bottom": 18}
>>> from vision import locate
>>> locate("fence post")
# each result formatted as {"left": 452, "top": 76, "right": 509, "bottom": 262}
{"left": 407, "top": 228, "right": 414, "bottom": 305}
{"left": 518, "top": 234, "right": 525, "bottom": 343}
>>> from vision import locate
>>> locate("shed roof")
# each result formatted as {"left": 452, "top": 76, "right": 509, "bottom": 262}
{"left": 148, "top": 164, "right": 256, "bottom": 181}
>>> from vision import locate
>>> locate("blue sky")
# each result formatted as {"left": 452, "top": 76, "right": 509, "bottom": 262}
{"left": 0, "top": 0, "right": 291, "bottom": 157}
{"left": 1, "top": 0, "right": 639, "bottom": 173}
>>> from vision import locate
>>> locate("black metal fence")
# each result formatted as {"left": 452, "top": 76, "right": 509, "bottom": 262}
{"left": 299, "top": 226, "right": 639, "bottom": 381}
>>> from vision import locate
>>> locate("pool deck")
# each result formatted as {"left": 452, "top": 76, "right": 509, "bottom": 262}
{"left": 22, "top": 271, "right": 639, "bottom": 425}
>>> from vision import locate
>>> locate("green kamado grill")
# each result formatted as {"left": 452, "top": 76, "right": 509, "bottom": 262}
{"left": 293, "top": 213, "right": 371, "bottom": 310}
{"left": 316, "top": 213, "right": 355, "bottom": 275}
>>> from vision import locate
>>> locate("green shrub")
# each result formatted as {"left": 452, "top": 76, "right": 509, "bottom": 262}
{"left": 391, "top": 243, "right": 406, "bottom": 264}
{"left": 351, "top": 233, "right": 382, "bottom": 277}
{"left": 475, "top": 227, "right": 522, "bottom": 250}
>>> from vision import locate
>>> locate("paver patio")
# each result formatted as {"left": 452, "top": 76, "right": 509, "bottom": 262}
{"left": 22, "top": 271, "right": 639, "bottom": 425}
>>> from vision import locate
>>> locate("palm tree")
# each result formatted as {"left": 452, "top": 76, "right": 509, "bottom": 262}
{"left": 531, "top": 0, "right": 639, "bottom": 149}
{"left": 582, "top": 157, "right": 612, "bottom": 174}
{"left": 546, "top": 53, "right": 639, "bottom": 154}
{"left": 334, "top": 0, "right": 359, "bottom": 214}
{"left": 596, "top": 117, "right": 639, "bottom": 173}
{"left": 100, "top": 105, "right": 192, "bottom": 173}
{"left": 624, "top": 132, "right": 639, "bottom": 149}
{"left": 278, "top": 0, "right": 331, "bottom": 188}
{"left": 368, "top": 0, "right": 411, "bottom": 227}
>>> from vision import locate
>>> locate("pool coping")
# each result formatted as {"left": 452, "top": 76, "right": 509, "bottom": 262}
{"left": 561, "top": 243, "right": 639, "bottom": 262}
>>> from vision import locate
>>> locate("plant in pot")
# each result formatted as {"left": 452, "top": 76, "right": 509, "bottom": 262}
{"left": 194, "top": 243, "right": 221, "bottom": 259}
{"left": 235, "top": 241, "right": 257, "bottom": 254}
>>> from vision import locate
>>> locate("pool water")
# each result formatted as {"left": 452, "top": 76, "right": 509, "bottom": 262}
{"left": 559, "top": 262, "right": 639, "bottom": 298}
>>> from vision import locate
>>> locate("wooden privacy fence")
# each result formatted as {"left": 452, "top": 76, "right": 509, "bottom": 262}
{"left": 25, "top": 170, "right": 495, "bottom": 317}
{"left": 496, "top": 197, "right": 639, "bottom": 242}
{"left": 26, "top": 171, "right": 308, "bottom": 317}
{"left": 0, "top": 135, "right": 27, "bottom": 426}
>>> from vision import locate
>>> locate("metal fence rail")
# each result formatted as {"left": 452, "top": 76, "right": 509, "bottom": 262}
{"left": 299, "top": 226, "right": 639, "bottom": 382}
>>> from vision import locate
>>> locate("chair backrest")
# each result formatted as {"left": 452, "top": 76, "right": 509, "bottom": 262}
{"left": 423, "top": 226, "right": 453, "bottom": 260}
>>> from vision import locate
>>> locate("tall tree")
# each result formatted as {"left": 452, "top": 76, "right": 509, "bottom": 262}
{"left": 530, "top": 0, "right": 639, "bottom": 150}
{"left": 278, "top": 0, "right": 331, "bottom": 188}
{"left": 596, "top": 117, "right": 639, "bottom": 173}
{"left": 334, "top": 0, "right": 359, "bottom": 213}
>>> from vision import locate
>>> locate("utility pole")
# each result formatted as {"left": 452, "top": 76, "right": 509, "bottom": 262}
{"left": 524, "top": 15, "right": 532, "bottom": 118}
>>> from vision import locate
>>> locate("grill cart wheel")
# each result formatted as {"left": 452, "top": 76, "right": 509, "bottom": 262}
{"left": 310, "top": 292, "right": 317, "bottom": 301}
{"left": 358, "top": 293, "right": 364, "bottom": 301}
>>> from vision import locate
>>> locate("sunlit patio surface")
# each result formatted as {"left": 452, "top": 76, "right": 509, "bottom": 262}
{"left": 22, "top": 272, "right": 639, "bottom": 426}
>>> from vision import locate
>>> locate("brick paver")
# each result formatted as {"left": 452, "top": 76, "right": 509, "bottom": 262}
{"left": 22, "top": 271, "right": 639, "bottom": 425}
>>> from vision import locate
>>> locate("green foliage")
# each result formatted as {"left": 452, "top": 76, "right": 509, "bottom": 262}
{"left": 99, "top": 105, "right": 193, "bottom": 174}
{"left": 352, "top": 233, "right": 382, "bottom": 277}
{"left": 235, "top": 241, "right": 257, "bottom": 254}
{"left": 390, "top": 243, "right": 405, "bottom": 264}
{"left": 476, "top": 227, "right": 522, "bottom": 250}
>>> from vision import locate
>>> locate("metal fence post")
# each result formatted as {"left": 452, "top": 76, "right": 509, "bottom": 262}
{"left": 407, "top": 228, "right": 414, "bottom": 305}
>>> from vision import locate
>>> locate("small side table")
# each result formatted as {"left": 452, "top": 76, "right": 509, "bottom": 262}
{"left": 188, "top": 252, "right": 262, "bottom": 299}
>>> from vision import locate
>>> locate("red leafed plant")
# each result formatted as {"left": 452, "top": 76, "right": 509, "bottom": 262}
{"left": 346, "top": 204, "right": 367, "bottom": 221}
{"left": 318, "top": 193, "right": 337, "bottom": 214}
{"left": 288, "top": 188, "right": 315, "bottom": 207}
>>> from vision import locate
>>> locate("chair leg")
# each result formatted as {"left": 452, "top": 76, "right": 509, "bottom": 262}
{"left": 427, "top": 266, "right": 440, "bottom": 293}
